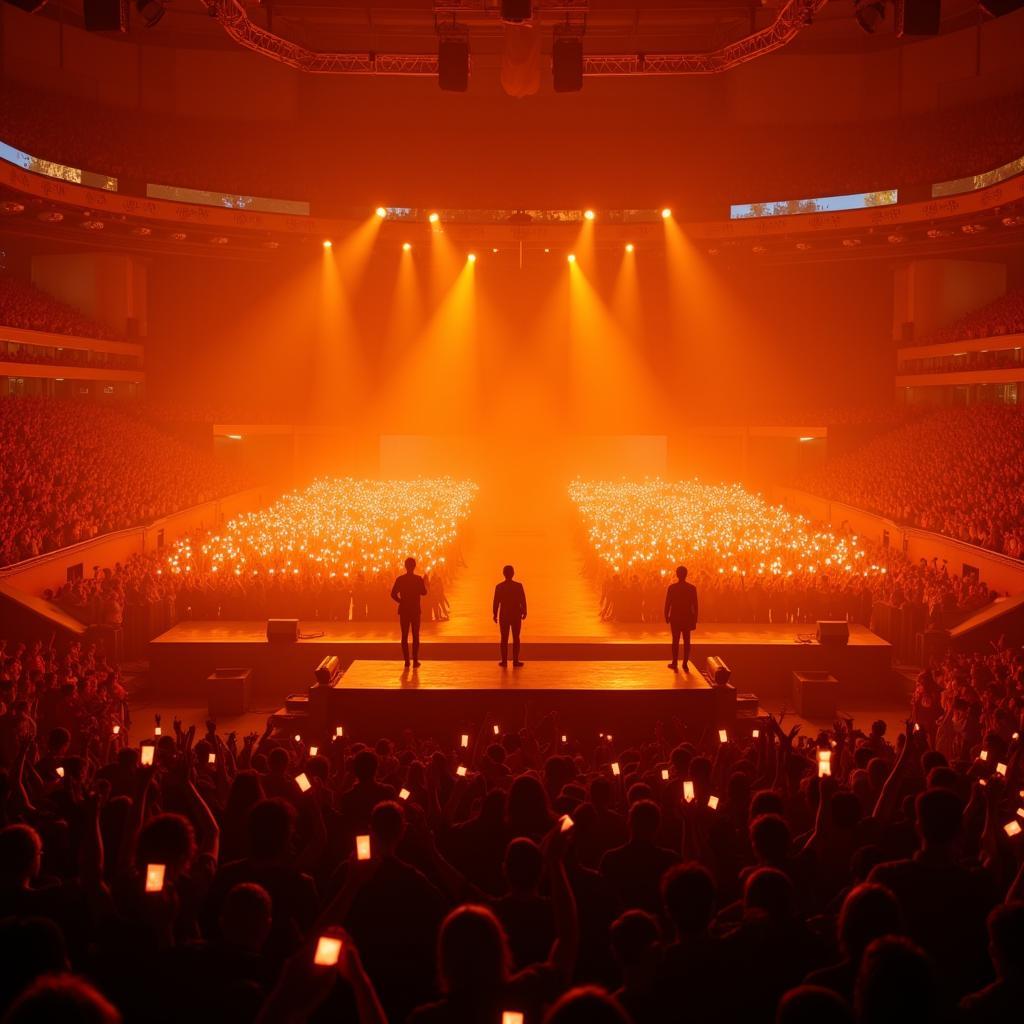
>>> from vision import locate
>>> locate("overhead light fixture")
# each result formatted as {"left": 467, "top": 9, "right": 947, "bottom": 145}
{"left": 467, "top": 253, "right": 477, "bottom": 263}
{"left": 136, "top": 0, "right": 165, "bottom": 28}
{"left": 567, "top": 253, "right": 576, "bottom": 263}
{"left": 854, "top": 0, "right": 887, "bottom": 33}
{"left": 402, "top": 242, "right": 412, "bottom": 251}
{"left": 375, "top": 206, "right": 387, "bottom": 218}
{"left": 322, "top": 240, "right": 332, "bottom": 249}
{"left": 625, "top": 243, "right": 635, "bottom": 253}
{"left": 661, "top": 208, "right": 672, "bottom": 219}
{"left": 428, "top": 212, "right": 440, "bottom": 224}
{"left": 584, "top": 209, "right": 595, "bottom": 221}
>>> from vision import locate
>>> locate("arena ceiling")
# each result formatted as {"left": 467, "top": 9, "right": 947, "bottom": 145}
{"left": 39, "top": 0, "right": 988, "bottom": 61}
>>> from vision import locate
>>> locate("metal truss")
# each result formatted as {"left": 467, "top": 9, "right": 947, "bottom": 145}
{"left": 204, "top": 0, "right": 826, "bottom": 76}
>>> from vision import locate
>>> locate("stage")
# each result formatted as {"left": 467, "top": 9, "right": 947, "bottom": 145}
{"left": 149, "top": 618, "right": 892, "bottom": 704}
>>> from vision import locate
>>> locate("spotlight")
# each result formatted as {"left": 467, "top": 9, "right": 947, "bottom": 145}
{"left": 428, "top": 212, "right": 440, "bottom": 224}
{"left": 402, "top": 242, "right": 412, "bottom": 252}
{"left": 375, "top": 206, "right": 387, "bottom": 218}
{"left": 567, "top": 253, "right": 576, "bottom": 263}
{"left": 854, "top": 0, "right": 886, "bottom": 33}
{"left": 625, "top": 243, "right": 635, "bottom": 253}
{"left": 467, "top": 253, "right": 477, "bottom": 263}
{"left": 135, "top": 0, "right": 165, "bottom": 27}
{"left": 491, "top": 248, "right": 498, "bottom": 254}
{"left": 501, "top": 0, "right": 532, "bottom": 21}
{"left": 661, "top": 208, "right": 672, "bottom": 219}
{"left": 322, "top": 240, "right": 332, "bottom": 249}
{"left": 584, "top": 209, "right": 595, "bottom": 221}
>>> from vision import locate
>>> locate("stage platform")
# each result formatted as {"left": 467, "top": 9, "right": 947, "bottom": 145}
{"left": 149, "top": 619, "right": 892, "bottom": 703}
{"left": 301, "top": 659, "right": 731, "bottom": 738}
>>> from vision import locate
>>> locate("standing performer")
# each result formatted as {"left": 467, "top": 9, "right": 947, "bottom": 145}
{"left": 493, "top": 564, "right": 528, "bottom": 668}
{"left": 391, "top": 557, "right": 428, "bottom": 668}
{"left": 664, "top": 565, "right": 698, "bottom": 671}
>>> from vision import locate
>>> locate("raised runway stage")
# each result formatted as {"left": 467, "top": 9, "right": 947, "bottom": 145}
{"left": 149, "top": 619, "right": 892, "bottom": 708}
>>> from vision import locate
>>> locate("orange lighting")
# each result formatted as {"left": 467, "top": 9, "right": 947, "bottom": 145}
{"left": 467, "top": 252, "right": 477, "bottom": 263}
{"left": 402, "top": 242, "right": 412, "bottom": 252}
{"left": 322, "top": 240, "right": 332, "bottom": 249}
{"left": 491, "top": 248, "right": 498, "bottom": 254}
{"left": 584, "top": 209, "right": 595, "bottom": 221}
{"left": 375, "top": 206, "right": 387, "bottom": 218}
{"left": 625, "top": 243, "right": 635, "bottom": 253}
{"left": 428, "top": 212, "right": 440, "bottom": 224}
{"left": 661, "top": 208, "right": 672, "bottom": 219}
{"left": 567, "top": 253, "right": 576, "bottom": 263}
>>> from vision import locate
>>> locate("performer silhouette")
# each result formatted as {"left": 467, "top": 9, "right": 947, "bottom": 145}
{"left": 493, "top": 564, "right": 527, "bottom": 667}
{"left": 391, "top": 557, "right": 428, "bottom": 668}
{"left": 664, "top": 565, "right": 698, "bottom": 671}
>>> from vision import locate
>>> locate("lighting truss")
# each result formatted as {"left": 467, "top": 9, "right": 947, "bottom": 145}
{"left": 203, "top": 0, "right": 827, "bottom": 76}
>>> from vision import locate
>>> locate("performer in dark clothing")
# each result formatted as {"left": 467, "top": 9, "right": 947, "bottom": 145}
{"left": 391, "top": 556, "right": 428, "bottom": 667}
{"left": 664, "top": 565, "right": 699, "bottom": 671}
{"left": 493, "top": 564, "right": 528, "bottom": 668}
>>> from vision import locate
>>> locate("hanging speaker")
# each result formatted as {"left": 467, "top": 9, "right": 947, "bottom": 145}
{"left": 438, "top": 38, "right": 470, "bottom": 92}
{"left": 83, "top": 0, "right": 126, "bottom": 30}
{"left": 552, "top": 35, "right": 583, "bottom": 93}
{"left": 980, "top": 0, "right": 1023, "bottom": 14}
{"left": 897, "top": 0, "right": 941, "bottom": 36}
{"left": 501, "top": 0, "right": 532, "bottom": 21}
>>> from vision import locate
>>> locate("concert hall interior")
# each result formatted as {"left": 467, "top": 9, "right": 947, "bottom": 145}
{"left": 2, "top": 2, "right": 1024, "bottom": 1023}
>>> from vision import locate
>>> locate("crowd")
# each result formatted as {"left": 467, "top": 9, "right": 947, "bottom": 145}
{"left": 0, "top": 398, "right": 251, "bottom": 566}
{"left": 0, "top": 344, "right": 139, "bottom": 371}
{"left": 2, "top": 81, "right": 1022, "bottom": 209}
{"left": 571, "top": 479, "right": 995, "bottom": 629}
{"left": 0, "top": 276, "right": 123, "bottom": 342}
{"left": 798, "top": 406, "right": 1024, "bottom": 560}
{"left": 0, "top": 624, "right": 1022, "bottom": 1024}
{"left": 918, "top": 289, "right": 1024, "bottom": 348}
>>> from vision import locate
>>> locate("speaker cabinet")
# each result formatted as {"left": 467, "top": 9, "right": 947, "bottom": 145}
{"left": 897, "top": 0, "right": 941, "bottom": 36}
{"left": 83, "top": 0, "right": 126, "bottom": 31}
{"left": 438, "top": 38, "right": 470, "bottom": 92}
{"left": 552, "top": 36, "right": 583, "bottom": 93}
{"left": 266, "top": 618, "right": 299, "bottom": 642}
{"left": 816, "top": 620, "right": 851, "bottom": 646}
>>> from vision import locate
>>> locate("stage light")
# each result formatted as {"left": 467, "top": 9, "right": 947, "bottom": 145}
{"left": 375, "top": 206, "right": 387, "bottom": 218}
{"left": 402, "top": 242, "right": 412, "bottom": 252}
{"left": 584, "top": 209, "right": 595, "bottom": 221}
{"left": 467, "top": 253, "right": 477, "bottom": 263}
{"left": 492, "top": 248, "right": 498, "bottom": 254}
{"left": 661, "top": 208, "right": 672, "bottom": 219}
{"left": 567, "top": 253, "right": 576, "bottom": 263}
{"left": 428, "top": 212, "right": 440, "bottom": 224}
{"left": 136, "top": 0, "right": 165, "bottom": 28}
{"left": 625, "top": 243, "right": 635, "bottom": 253}
{"left": 322, "top": 240, "right": 332, "bottom": 249}
{"left": 854, "top": 0, "right": 887, "bottom": 33}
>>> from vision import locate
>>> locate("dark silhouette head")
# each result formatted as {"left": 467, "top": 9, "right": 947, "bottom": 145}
{"left": 437, "top": 904, "right": 510, "bottom": 993}
{"left": 837, "top": 883, "right": 904, "bottom": 960}
{"left": 676, "top": 566, "right": 688, "bottom": 581}
{"left": 988, "top": 902, "right": 1024, "bottom": 979}
{"left": 543, "top": 986, "right": 631, "bottom": 1024}
{"left": 915, "top": 787, "right": 963, "bottom": 850}
{"left": 776, "top": 985, "right": 854, "bottom": 1024}
{"left": 503, "top": 565, "right": 515, "bottom": 580}
{"left": 855, "top": 936, "right": 938, "bottom": 1024}
{"left": 404, "top": 557, "right": 416, "bottom": 572}
{"left": 662, "top": 862, "right": 716, "bottom": 936}
{"left": 2, "top": 974, "right": 120, "bottom": 1024}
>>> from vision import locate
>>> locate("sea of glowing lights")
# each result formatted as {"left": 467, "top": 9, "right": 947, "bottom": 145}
{"left": 164, "top": 477, "right": 478, "bottom": 579}
{"left": 568, "top": 478, "right": 885, "bottom": 580}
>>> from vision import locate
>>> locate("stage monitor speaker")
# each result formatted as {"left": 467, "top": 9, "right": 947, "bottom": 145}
{"left": 267, "top": 618, "right": 299, "bottom": 643}
{"left": 552, "top": 35, "right": 583, "bottom": 93}
{"left": 816, "top": 621, "right": 850, "bottom": 646}
{"left": 980, "top": 0, "right": 1023, "bottom": 14}
{"left": 438, "top": 38, "right": 470, "bottom": 92}
{"left": 897, "top": 0, "right": 941, "bottom": 36}
{"left": 83, "top": 0, "right": 126, "bottom": 30}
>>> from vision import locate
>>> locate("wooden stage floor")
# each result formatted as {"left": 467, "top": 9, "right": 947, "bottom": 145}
{"left": 149, "top": 619, "right": 892, "bottom": 703}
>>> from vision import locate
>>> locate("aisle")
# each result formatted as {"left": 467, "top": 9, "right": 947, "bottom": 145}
{"left": 442, "top": 472, "right": 605, "bottom": 639}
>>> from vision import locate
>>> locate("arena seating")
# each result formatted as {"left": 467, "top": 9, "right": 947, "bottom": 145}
{"left": 0, "top": 275, "right": 123, "bottom": 341}
{"left": 798, "top": 406, "right": 1024, "bottom": 560}
{"left": 917, "top": 287, "right": 1024, "bottom": 347}
{"left": 0, "top": 397, "right": 251, "bottom": 566}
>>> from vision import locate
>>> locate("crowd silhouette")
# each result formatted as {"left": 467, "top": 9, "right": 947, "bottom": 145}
{"left": 0, "top": 276, "right": 123, "bottom": 341}
{"left": 0, "top": 628, "right": 1022, "bottom": 1023}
